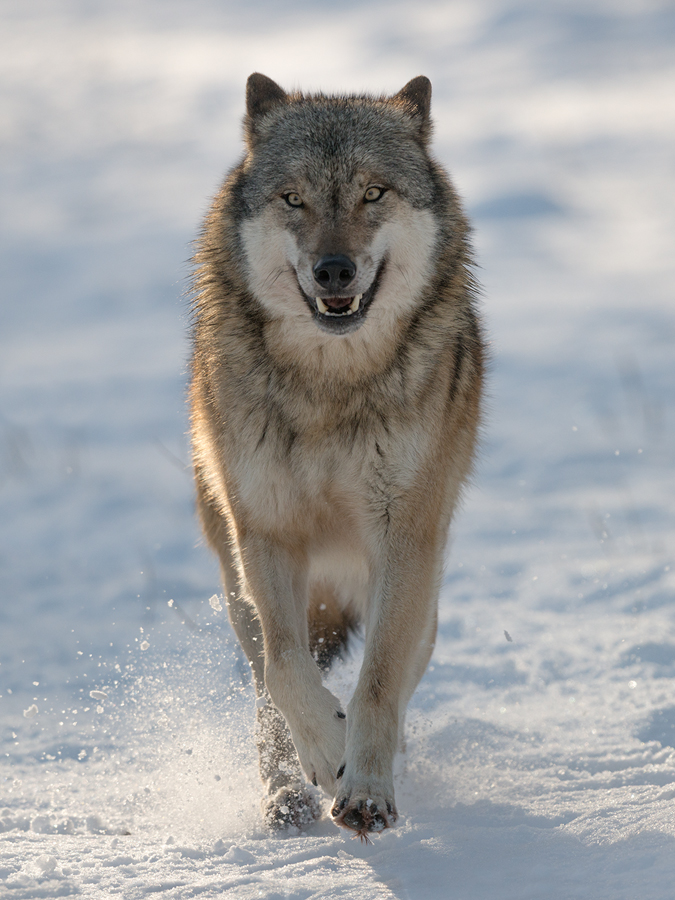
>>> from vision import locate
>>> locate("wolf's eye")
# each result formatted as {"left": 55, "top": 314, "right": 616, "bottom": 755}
{"left": 364, "top": 186, "right": 385, "bottom": 202}
{"left": 284, "top": 192, "right": 303, "bottom": 207}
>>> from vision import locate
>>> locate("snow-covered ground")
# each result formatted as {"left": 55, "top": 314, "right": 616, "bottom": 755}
{"left": 2, "top": 1, "right": 675, "bottom": 896}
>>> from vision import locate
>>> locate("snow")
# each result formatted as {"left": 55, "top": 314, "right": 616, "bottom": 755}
{"left": 1, "top": 0, "right": 675, "bottom": 897}
{"left": 89, "top": 691, "right": 108, "bottom": 701}
{"left": 209, "top": 595, "right": 223, "bottom": 613}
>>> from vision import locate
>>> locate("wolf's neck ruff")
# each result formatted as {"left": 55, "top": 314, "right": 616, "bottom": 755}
{"left": 189, "top": 73, "right": 484, "bottom": 839}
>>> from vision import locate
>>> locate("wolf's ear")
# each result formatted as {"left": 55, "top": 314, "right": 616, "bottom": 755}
{"left": 245, "top": 73, "right": 288, "bottom": 144}
{"left": 393, "top": 76, "right": 432, "bottom": 143}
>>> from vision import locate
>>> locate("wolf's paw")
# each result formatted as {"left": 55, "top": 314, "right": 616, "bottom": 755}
{"left": 288, "top": 697, "right": 346, "bottom": 797}
{"left": 292, "top": 721, "right": 345, "bottom": 797}
{"left": 330, "top": 776, "right": 397, "bottom": 840}
{"left": 266, "top": 653, "right": 346, "bottom": 797}
{"left": 263, "top": 785, "right": 321, "bottom": 831}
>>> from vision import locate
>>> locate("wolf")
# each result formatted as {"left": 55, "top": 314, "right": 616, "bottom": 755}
{"left": 189, "top": 73, "right": 484, "bottom": 838}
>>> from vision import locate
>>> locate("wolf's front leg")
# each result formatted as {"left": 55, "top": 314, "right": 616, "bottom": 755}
{"left": 196, "top": 481, "right": 314, "bottom": 824}
{"left": 238, "top": 534, "right": 347, "bottom": 797}
{"left": 225, "top": 591, "right": 318, "bottom": 828}
{"left": 331, "top": 532, "right": 441, "bottom": 837}
{"left": 264, "top": 647, "right": 347, "bottom": 794}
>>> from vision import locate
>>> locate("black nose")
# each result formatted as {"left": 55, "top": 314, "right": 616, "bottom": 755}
{"left": 313, "top": 254, "right": 356, "bottom": 292}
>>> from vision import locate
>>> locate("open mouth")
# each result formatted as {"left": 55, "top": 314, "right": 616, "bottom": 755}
{"left": 299, "top": 260, "right": 386, "bottom": 333}
{"left": 315, "top": 295, "right": 362, "bottom": 316}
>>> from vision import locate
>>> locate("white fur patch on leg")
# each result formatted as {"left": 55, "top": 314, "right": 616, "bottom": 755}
{"left": 265, "top": 648, "right": 346, "bottom": 795}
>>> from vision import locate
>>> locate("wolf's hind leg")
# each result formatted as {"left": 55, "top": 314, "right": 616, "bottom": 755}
{"left": 308, "top": 583, "right": 356, "bottom": 672}
{"left": 255, "top": 695, "right": 321, "bottom": 829}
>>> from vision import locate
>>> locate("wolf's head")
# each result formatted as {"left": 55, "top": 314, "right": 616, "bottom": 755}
{"left": 230, "top": 74, "right": 464, "bottom": 368}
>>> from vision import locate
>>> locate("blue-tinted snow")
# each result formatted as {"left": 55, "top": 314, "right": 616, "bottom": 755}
{"left": 1, "top": 1, "right": 675, "bottom": 897}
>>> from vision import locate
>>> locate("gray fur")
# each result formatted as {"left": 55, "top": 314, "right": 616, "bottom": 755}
{"left": 189, "top": 74, "right": 484, "bottom": 838}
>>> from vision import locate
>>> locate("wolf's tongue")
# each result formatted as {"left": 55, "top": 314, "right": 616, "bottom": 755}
{"left": 325, "top": 297, "right": 352, "bottom": 310}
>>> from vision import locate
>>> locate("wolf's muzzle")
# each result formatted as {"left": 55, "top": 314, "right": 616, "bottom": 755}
{"left": 297, "top": 259, "right": 387, "bottom": 335}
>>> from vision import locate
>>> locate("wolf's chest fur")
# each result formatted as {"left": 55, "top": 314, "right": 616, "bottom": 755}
{"left": 225, "top": 365, "right": 433, "bottom": 542}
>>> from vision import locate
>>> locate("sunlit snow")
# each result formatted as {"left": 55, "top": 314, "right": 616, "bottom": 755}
{"left": 1, "top": 1, "right": 674, "bottom": 897}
